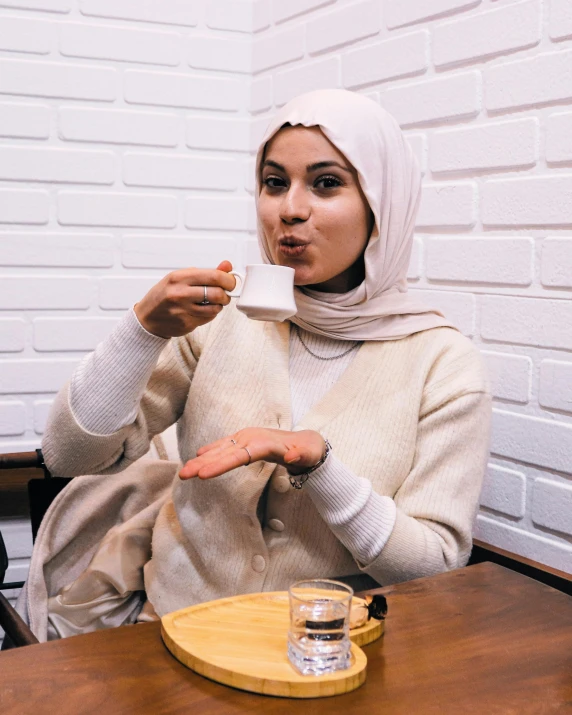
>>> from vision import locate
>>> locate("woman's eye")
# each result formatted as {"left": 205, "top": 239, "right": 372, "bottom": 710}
{"left": 262, "top": 176, "right": 287, "bottom": 189}
{"left": 315, "top": 175, "right": 343, "bottom": 189}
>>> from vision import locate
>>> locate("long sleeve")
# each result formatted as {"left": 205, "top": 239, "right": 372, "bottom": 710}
{"left": 361, "top": 389, "right": 492, "bottom": 584}
{"left": 42, "top": 312, "right": 202, "bottom": 478}
{"left": 303, "top": 454, "right": 397, "bottom": 566}
{"left": 70, "top": 308, "right": 168, "bottom": 435}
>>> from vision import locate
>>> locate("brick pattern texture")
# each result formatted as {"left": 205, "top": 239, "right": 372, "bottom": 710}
{"left": 1, "top": 0, "right": 571, "bottom": 623}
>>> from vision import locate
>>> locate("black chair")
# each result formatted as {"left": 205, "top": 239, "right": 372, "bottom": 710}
{"left": 0, "top": 449, "right": 71, "bottom": 649}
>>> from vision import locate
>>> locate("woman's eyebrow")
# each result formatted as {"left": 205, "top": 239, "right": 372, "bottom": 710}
{"left": 262, "top": 159, "right": 285, "bottom": 171}
{"left": 262, "top": 159, "right": 352, "bottom": 173}
{"left": 307, "top": 160, "right": 352, "bottom": 174}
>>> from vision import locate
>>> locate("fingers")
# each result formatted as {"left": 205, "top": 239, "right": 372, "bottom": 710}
{"left": 196, "top": 437, "right": 233, "bottom": 456}
{"left": 179, "top": 429, "right": 325, "bottom": 482}
{"left": 165, "top": 285, "right": 231, "bottom": 318}
{"left": 168, "top": 267, "right": 236, "bottom": 293}
{"left": 179, "top": 444, "right": 250, "bottom": 480}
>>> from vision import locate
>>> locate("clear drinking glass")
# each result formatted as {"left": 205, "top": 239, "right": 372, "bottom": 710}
{"left": 287, "top": 578, "right": 353, "bottom": 676}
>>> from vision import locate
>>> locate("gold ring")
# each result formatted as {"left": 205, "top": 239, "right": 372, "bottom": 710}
{"left": 242, "top": 446, "right": 252, "bottom": 465}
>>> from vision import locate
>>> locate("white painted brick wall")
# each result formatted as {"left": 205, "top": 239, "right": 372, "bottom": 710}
{"left": 0, "top": 188, "right": 49, "bottom": 224}
{"left": 207, "top": 0, "right": 270, "bottom": 34}
{"left": 432, "top": 0, "right": 541, "bottom": 68}
{"left": 122, "top": 235, "right": 238, "bottom": 270}
{"left": 60, "top": 23, "right": 181, "bottom": 66}
{"left": 123, "top": 69, "right": 245, "bottom": 111}
{"left": 549, "top": 0, "right": 572, "bottom": 41}
{"left": 416, "top": 182, "right": 477, "bottom": 228}
{"left": 410, "top": 288, "right": 475, "bottom": 336}
{"left": 482, "top": 176, "right": 572, "bottom": 227}
{"left": 0, "top": 320, "right": 26, "bottom": 352}
{"left": 188, "top": 35, "right": 252, "bottom": 74}
{"left": 485, "top": 49, "right": 572, "bottom": 111}
{"left": 78, "top": 0, "right": 199, "bottom": 27}
{"left": 546, "top": 112, "right": 572, "bottom": 163}
{"left": 482, "top": 351, "right": 532, "bottom": 404}
{"left": 429, "top": 119, "right": 539, "bottom": 173}
{"left": 0, "top": 58, "right": 117, "bottom": 101}
{"left": 2, "top": 0, "right": 571, "bottom": 598}
{"left": 0, "top": 232, "right": 114, "bottom": 267}
{"left": 275, "top": 57, "right": 340, "bottom": 107}
{"left": 0, "top": 101, "right": 50, "bottom": 139}
{"left": 0, "top": 402, "right": 27, "bottom": 436}
{"left": 481, "top": 296, "right": 572, "bottom": 350}
{"left": 480, "top": 464, "right": 526, "bottom": 518}
{"left": 0, "top": 15, "right": 55, "bottom": 54}
{"left": 272, "top": 0, "right": 335, "bottom": 24}
{"left": 539, "top": 360, "right": 572, "bottom": 413}
{"left": 492, "top": 409, "right": 572, "bottom": 474}
{"left": 532, "top": 478, "right": 572, "bottom": 537}
{"left": 541, "top": 238, "right": 572, "bottom": 288}
{"left": 342, "top": 30, "right": 429, "bottom": 89}
{"left": 33, "top": 317, "right": 121, "bottom": 351}
{"left": 380, "top": 71, "right": 481, "bottom": 127}
{"left": 306, "top": 0, "right": 382, "bottom": 55}
{"left": 425, "top": 237, "right": 533, "bottom": 285}
{"left": 384, "top": 0, "right": 481, "bottom": 29}
{"left": 58, "top": 191, "right": 178, "bottom": 228}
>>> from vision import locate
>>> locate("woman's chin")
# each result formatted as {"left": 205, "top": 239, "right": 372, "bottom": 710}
{"left": 293, "top": 269, "right": 322, "bottom": 287}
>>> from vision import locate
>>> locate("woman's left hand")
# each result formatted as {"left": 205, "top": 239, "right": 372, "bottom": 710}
{"left": 179, "top": 428, "right": 326, "bottom": 480}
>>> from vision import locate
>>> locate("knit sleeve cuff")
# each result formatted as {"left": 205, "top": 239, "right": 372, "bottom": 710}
{"left": 303, "top": 453, "right": 397, "bottom": 566}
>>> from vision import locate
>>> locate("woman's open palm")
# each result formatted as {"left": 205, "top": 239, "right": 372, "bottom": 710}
{"left": 179, "top": 428, "right": 326, "bottom": 480}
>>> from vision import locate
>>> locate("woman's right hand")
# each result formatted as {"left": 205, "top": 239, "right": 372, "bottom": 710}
{"left": 134, "top": 260, "right": 237, "bottom": 338}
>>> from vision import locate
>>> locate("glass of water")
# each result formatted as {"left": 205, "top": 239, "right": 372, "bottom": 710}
{"left": 287, "top": 578, "right": 353, "bottom": 676}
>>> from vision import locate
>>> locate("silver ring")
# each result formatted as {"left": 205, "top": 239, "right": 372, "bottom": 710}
{"left": 230, "top": 438, "right": 237, "bottom": 445}
{"left": 242, "top": 446, "right": 252, "bottom": 465}
{"left": 200, "top": 285, "right": 209, "bottom": 305}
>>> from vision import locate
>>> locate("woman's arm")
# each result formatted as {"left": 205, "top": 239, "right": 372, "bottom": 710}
{"left": 42, "top": 315, "right": 193, "bottom": 477}
{"left": 70, "top": 308, "right": 169, "bottom": 436}
{"left": 302, "top": 455, "right": 397, "bottom": 568}
{"left": 42, "top": 262, "right": 237, "bottom": 477}
{"left": 301, "top": 388, "right": 491, "bottom": 583}
{"left": 355, "top": 389, "right": 491, "bottom": 584}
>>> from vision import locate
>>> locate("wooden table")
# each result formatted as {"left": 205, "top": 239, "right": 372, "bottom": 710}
{"left": 1, "top": 563, "right": 571, "bottom": 714}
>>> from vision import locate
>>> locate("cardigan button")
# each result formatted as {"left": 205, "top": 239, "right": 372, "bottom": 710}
{"left": 268, "top": 518, "right": 285, "bottom": 532}
{"left": 273, "top": 476, "right": 290, "bottom": 493}
{"left": 252, "top": 555, "right": 266, "bottom": 572}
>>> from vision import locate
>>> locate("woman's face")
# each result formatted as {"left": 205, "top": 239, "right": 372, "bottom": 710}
{"left": 258, "top": 125, "right": 373, "bottom": 293}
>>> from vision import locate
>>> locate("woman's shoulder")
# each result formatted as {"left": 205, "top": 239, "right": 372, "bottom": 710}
{"left": 409, "top": 327, "right": 490, "bottom": 403}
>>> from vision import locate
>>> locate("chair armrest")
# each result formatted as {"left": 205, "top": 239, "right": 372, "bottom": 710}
{"left": 0, "top": 592, "right": 38, "bottom": 648}
{"left": 0, "top": 451, "right": 43, "bottom": 470}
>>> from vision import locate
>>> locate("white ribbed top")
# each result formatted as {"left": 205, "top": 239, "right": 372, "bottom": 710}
{"left": 70, "top": 309, "right": 396, "bottom": 566}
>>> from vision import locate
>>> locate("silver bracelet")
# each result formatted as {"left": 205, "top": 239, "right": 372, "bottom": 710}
{"left": 288, "top": 439, "right": 332, "bottom": 490}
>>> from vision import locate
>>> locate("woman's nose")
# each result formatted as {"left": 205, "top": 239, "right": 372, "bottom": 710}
{"left": 279, "top": 184, "right": 310, "bottom": 224}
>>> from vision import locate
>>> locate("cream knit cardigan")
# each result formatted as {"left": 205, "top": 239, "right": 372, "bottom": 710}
{"left": 43, "top": 304, "right": 491, "bottom": 617}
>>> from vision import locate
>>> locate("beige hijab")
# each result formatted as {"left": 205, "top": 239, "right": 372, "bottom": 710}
{"left": 255, "top": 89, "right": 456, "bottom": 341}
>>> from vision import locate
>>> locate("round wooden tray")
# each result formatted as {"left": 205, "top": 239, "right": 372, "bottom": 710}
{"left": 161, "top": 591, "right": 383, "bottom": 699}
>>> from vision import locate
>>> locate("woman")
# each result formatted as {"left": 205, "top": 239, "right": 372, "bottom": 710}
{"left": 39, "top": 89, "right": 491, "bottom": 630}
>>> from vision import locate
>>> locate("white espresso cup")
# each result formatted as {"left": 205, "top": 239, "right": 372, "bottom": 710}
{"left": 226, "top": 264, "right": 297, "bottom": 322}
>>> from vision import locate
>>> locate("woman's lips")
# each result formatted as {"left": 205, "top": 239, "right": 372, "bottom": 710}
{"left": 278, "top": 237, "right": 309, "bottom": 258}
